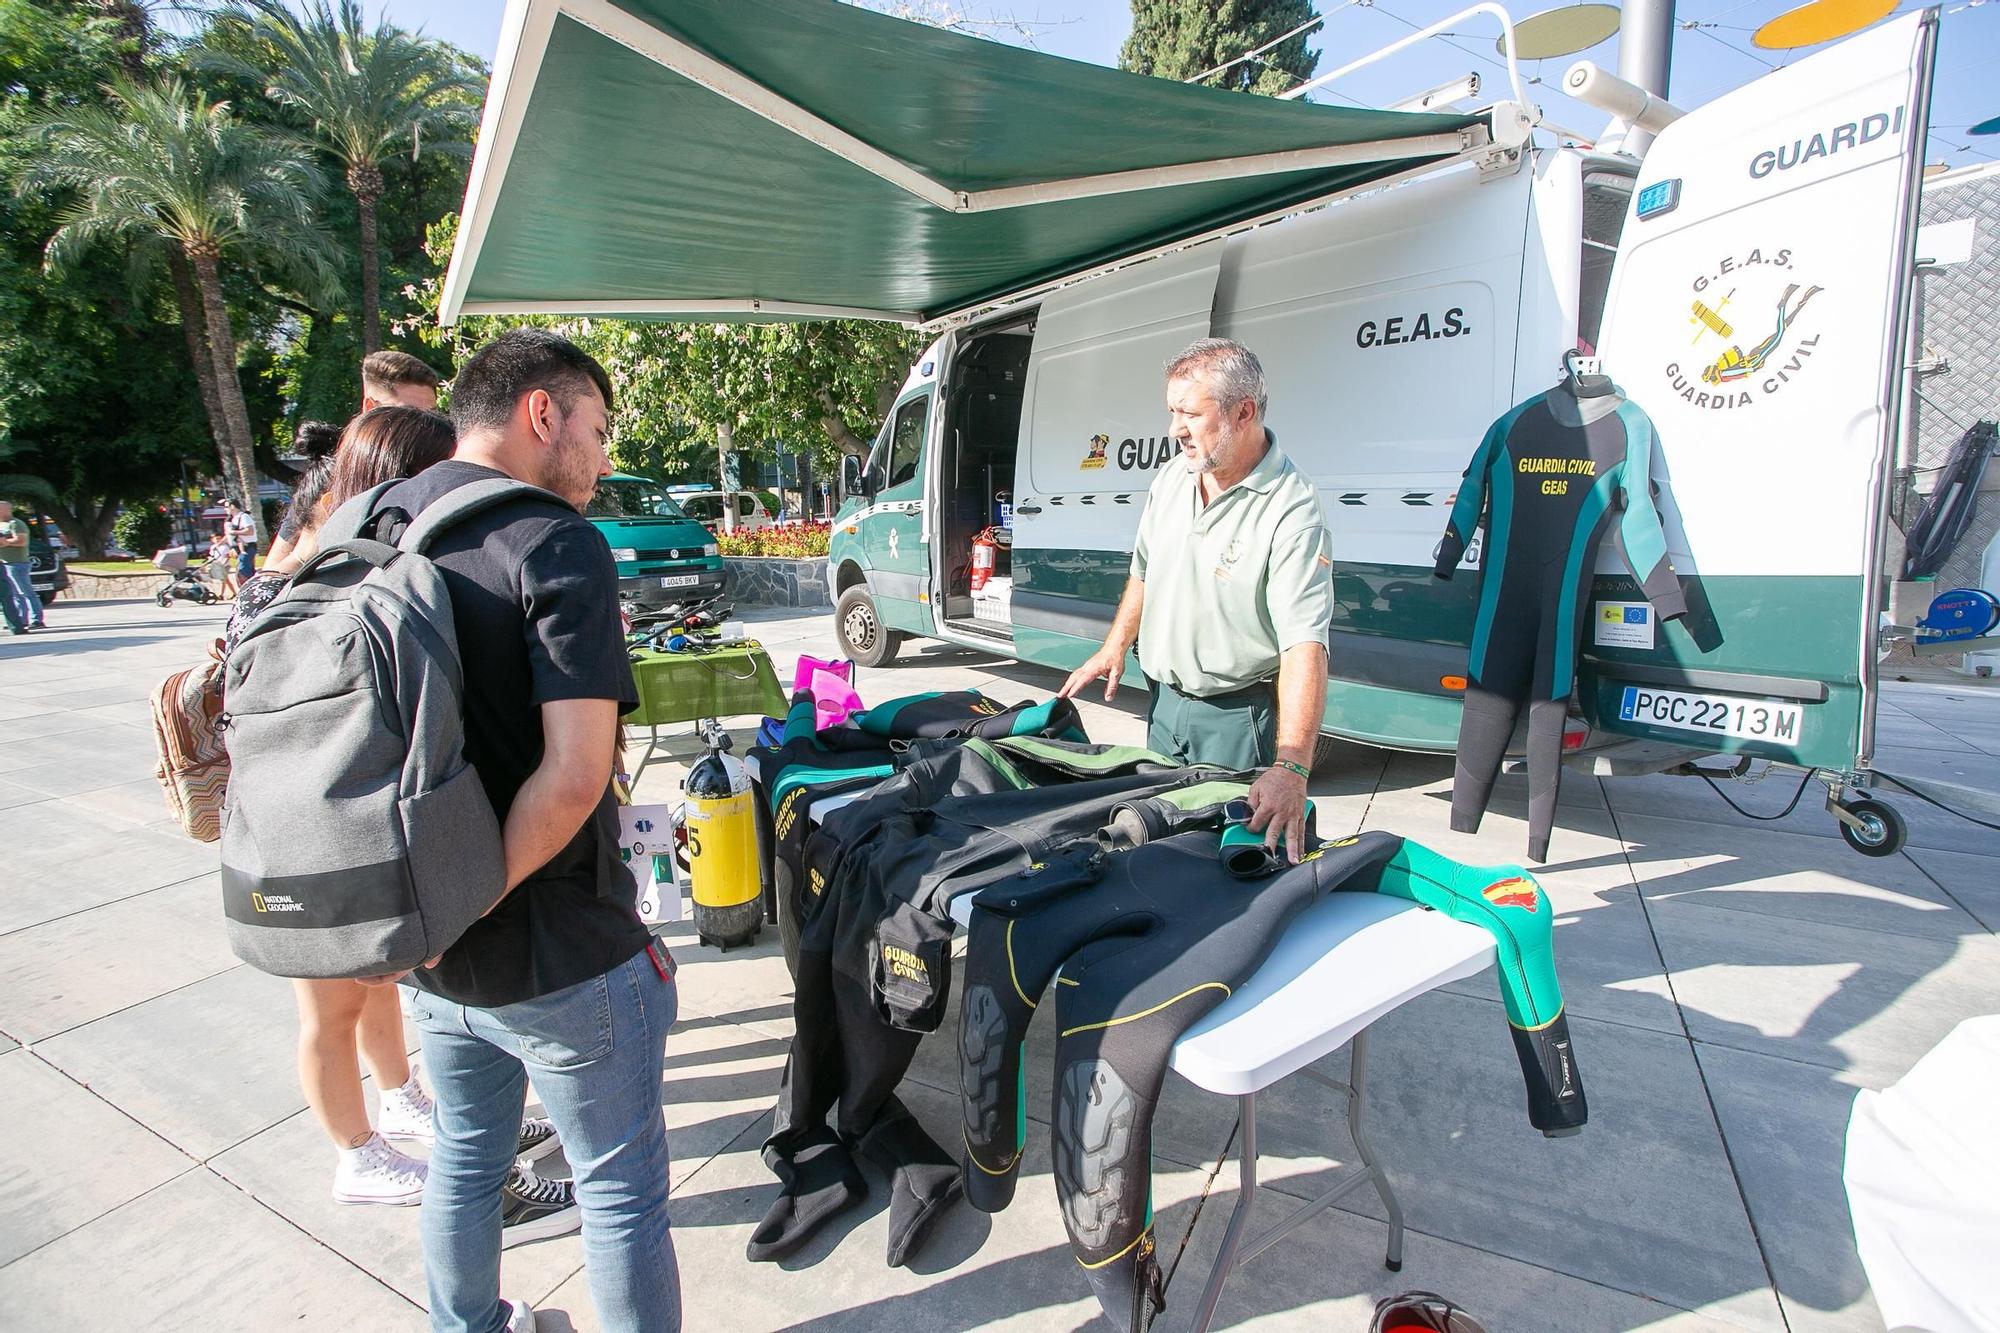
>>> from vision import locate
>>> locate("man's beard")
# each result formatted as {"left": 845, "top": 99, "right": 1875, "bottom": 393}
{"left": 545, "top": 435, "right": 600, "bottom": 511}
{"left": 1183, "top": 442, "right": 1220, "bottom": 475}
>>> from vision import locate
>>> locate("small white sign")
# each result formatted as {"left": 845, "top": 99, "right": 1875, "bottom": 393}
{"left": 1915, "top": 216, "right": 1976, "bottom": 266}
{"left": 618, "top": 803, "right": 683, "bottom": 924}
{"left": 1593, "top": 601, "right": 1657, "bottom": 650}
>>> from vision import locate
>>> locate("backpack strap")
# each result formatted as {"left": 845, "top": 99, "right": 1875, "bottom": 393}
{"left": 396, "top": 477, "right": 571, "bottom": 554}
{"left": 317, "top": 480, "right": 403, "bottom": 545}
{"left": 283, "top": 537, "right": 405, "bottom": 586}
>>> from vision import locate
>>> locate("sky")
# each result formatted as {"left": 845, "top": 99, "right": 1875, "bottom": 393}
{"left": 329, "top": 0, "right": 1998, "bottom": 165}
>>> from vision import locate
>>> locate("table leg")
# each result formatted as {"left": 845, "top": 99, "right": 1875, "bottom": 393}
{"left": 627, "top": 725, "right": 663, "bottom": 786}
{"left": 1188, "top": 1093, "right": 1258, "bottom": 1333}
{"left": 1347, "top": 1028, "right": 1405, "bottom": 1272}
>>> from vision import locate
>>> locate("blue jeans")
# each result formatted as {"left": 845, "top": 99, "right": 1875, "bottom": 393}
{"left": 1, "top": 562, "right": 36, "bottom": 630}
{"left": 409, "top": 950, "right": 682, "bottom": 1333}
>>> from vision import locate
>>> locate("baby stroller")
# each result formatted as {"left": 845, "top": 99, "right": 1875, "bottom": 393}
{"left": 152, "top": 546, "right": 221, "bottom": 607}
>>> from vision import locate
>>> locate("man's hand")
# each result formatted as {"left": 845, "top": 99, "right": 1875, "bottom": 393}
{"left": 1058, "top": 646, "right": 1126, "bottom": 702}
{"left": 1243, "top": 763, "right": 1311, "bottom": 864}
{"left": 1059, "top": 576, "right": 1146, "bottom": 703}
{"left": 354, "top": 952, "right": 445, "bottom": 987}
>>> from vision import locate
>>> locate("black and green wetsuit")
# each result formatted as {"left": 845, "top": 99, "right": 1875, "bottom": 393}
{"left": 959, "top": 828, "right": 1586, "bottom": 1331}
{"left": 1435, "top": 377, "right": 1687, "bottom": 860}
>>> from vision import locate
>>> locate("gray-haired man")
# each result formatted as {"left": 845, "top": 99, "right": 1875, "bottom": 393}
{"left": 1059, "top": 338, "right": 1334, "bottom": 861}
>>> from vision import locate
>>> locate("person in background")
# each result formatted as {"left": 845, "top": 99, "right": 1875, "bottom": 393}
{"left": 361, "top": 348, "right": 443, "bottom": 413}
{"left": 373, "top": 329, "right": 679, "bottom": 1333}
{"left": 262, "top": 420, "right": 344, "bottom": 567}
{"left": 222, "top": 407, "right": 570, "bottom": 1229}
{"left": 0, "top": 499, "right": 38, "bottom": 634}
{"left": 224, "top": 499, "right": 258, "bottom": 591}
{"left": 206, "top": 526, "right": 239, "bottom": 599}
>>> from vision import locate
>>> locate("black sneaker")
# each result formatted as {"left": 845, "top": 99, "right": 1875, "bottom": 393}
{"left": 498, "top": 1165, "right": 580, "bottom": 1249}
{"left": 517, "top": 1116, "right": 560, "bottom": 1164}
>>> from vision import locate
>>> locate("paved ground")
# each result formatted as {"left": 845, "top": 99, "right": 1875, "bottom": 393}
{"left": 2, "top": 598, "right": 1996, "bottom": 1332}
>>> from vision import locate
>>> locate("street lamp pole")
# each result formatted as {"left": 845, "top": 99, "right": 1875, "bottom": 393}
{"left": 1617, "top": 0, "right": 1677, "bottom": 150}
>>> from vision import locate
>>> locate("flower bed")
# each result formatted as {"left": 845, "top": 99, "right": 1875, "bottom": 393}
{"left": 716, "top": 522, "right": 831, "bottom": 559}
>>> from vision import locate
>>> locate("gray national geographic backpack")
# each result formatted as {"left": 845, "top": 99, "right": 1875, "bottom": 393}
{"left": 219, "top": 476, "right": 558, "bottom": 979}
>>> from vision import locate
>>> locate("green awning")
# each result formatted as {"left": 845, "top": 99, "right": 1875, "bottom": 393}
{"left": 442, "top": 0, "right": 1496, "bottom": 327}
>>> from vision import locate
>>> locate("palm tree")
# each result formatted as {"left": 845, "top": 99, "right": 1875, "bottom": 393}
{"left": 22, "top": 77, "right": 340, "bottom": 543}
{"left": 208, "top": 0, "right": 478, "bottom": 355}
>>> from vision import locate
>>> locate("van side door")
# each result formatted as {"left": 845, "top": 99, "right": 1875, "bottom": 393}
{"left": 1587, "top": 12, "right": 1938, "bottom": 772}
{"left": 862, "top": 390, "right": 935, "bottom": 635}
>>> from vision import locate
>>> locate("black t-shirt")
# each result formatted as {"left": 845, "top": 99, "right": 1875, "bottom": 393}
{"left": 378, "top": 461, "right": 646, "bottom": 1007}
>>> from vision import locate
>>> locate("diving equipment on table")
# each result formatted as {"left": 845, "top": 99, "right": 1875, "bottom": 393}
{"left": 683, "top": 722, "right": 761, "bottom": 949}
{"left": 1435, "top": 359, "right": 1688, "bottom": 860}
{"left": 752, "top": 735, "right": 1238, "bottom": 1272}
{"left": 749, "top": 689, "right": 1093, "bottom": 977}
{"left": 821, "top": 687, "right": 1085, "bottom": 750}
{"left": 957, "top": 827, "right": 1583, "bottom": 1332}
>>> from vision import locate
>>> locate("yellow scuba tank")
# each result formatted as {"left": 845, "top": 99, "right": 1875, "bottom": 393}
{"left": 683, "top": 723, "right": 762, "bottom": 950}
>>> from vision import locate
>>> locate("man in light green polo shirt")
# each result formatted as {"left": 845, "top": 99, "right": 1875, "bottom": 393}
{"left": 1060, "top": 338, "right": 1333, "bottom": 861}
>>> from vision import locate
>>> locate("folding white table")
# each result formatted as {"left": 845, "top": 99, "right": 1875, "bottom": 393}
{"left": 759, "top": 765, "right": 1501, "bottom": 1330}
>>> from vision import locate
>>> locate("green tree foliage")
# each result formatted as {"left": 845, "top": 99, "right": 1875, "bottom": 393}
{"left": 1120, "top": 0, "right": 1321, "bottom": 96}
{"left": 406, "top": 217, "right": 922, "bottom": 509}
{"left": 20, "top": 75, "right": 344, "bottom": 544}
{"left": 0, "top": 1, "right": 209, "bottom": 556}
{"left": 202, "top": 0, "right": 478, "bottom": 355}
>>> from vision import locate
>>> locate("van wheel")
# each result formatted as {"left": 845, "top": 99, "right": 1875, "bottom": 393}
{"left": 1311, "top": 734, "right": 1359, "bottom": 773}
{"left": 836, "top": 585, "right": 901, "bottom": 667}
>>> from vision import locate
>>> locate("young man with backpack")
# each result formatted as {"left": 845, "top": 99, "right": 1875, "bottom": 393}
{"left": 372, "top": 331, "right": 678, "bottom": 1333}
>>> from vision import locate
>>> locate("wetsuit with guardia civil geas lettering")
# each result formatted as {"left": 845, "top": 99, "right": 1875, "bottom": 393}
{"left": 1435, "top": 378, "right": 1687, "bottom": 860}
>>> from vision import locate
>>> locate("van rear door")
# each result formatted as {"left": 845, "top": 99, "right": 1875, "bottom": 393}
{"left": 1009, "top": 245, "right": 1223, "bottom": 671}
{"left": 1586, "top": 11, "right": 1938, "bottom": 772}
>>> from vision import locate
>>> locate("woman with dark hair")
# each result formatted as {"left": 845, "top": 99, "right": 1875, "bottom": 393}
{"left": 263, "top": 421, "right": 344, "bottom": 566}
{"left": 325, "top": 405, "right": 456, "bottom": 512}
{"left": 219, "top": 404, "right": 487, "bottom": 1206}
{"left": 225, "top": 408, "right": 456, "bottom": 648}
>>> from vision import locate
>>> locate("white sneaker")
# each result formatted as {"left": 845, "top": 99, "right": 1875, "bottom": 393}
{"left": 332, "top": 1133, "right": 428, "bottom": 1205}
{"left": 501, "top": 1297, "right": 537, "bottom": 1333}
{"left": 377, "top": 1075, "right": 435, "bottom": 1144}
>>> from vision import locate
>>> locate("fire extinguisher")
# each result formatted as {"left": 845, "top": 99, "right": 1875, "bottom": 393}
{"left": 682, "top": 722, "right": 762, "bottom": 950}
{"left": 970, "top": 527, "right": 997, "bottom": 592}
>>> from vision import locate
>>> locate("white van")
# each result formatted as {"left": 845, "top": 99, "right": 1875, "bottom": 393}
{"left": 668, "top": 486, "right": 776, "bottom": 535}
{"left": 830, "top": 14, "right": 1939, "bottom": 852}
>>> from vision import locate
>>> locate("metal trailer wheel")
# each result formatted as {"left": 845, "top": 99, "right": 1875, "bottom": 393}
{"left": 835, "top": 584, "right": 901, "bottom": 667}
{"left": 1837, "top": 797, "right": 1906, "bottom": 857}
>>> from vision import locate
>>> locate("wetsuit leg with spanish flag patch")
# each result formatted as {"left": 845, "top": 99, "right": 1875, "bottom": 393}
{"left": 959, "top": 831, "right": 1405, "bottom": 1332}
{"left": 1367, "top": 840, "right": 1586, "bottom": 1135}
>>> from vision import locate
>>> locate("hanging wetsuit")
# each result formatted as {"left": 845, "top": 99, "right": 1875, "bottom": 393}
{"left": 959, "top": 829, "right": 1587, "bottom": 1332}
{"left": 1435, "top": 375, "right": 1687, "bottom": 860}
{"left": 753, "top": 735, "right": 1236, "bottom": 1271}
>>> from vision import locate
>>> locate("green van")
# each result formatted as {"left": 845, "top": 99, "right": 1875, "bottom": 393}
{"left": 586, "top": 472, "right": 728, "bottom": 612}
